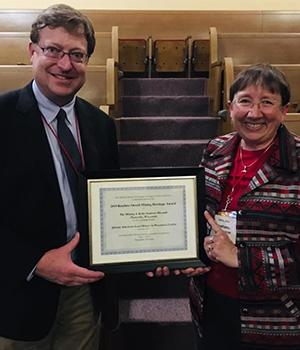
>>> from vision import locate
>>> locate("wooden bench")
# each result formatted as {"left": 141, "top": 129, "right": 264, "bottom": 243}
{"left": 0, "top": 59, "right": 117, "bottom": 110}
{"left": 0, "top": 32, "right": 30, "bottom": 64}
{"left": 222, "top": 57, "right": 300, "bottom": 135}
{"left": 92, "top": 27, "right": 119, "bottom": 65}
{"left": 217, "top": 32, "right": 300, "bottom": 65}
{"left": 208, "top": 27, "right": 300, "bottom": 130}
{"left": 0, "top": 28, "right": 119, "bottom": 65}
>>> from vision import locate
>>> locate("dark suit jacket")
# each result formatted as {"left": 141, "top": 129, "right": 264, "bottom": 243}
{"left": 0, "top": 83, "right": 119, "bottom": 341}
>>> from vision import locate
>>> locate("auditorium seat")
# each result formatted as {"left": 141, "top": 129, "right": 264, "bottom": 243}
{"left": 153, "top": 38, "right": 192, "bottom": 76}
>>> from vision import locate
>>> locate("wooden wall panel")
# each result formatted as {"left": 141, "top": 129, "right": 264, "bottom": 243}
{"left": 262, "top": 11, "right": 300, "bottom": 32}
{"left": 85, "top": 11, "right": 263, "bottom": 38}
{"left": 2, "top": 9, "right": 300, "bottom": 38}
{"left": 0, "top": 10, "right": 38, "bottom": 31}
{"left": 0, "top": 10, "right": 273, "bottom": 37}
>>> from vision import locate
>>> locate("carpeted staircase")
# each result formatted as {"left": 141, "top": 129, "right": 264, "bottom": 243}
{"left": 109, "top": 77, "right": 220, "bottom": 350}
{"left": 117, "top": 78, "right": 219, "bottom": 168}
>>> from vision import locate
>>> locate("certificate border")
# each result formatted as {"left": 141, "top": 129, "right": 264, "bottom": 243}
{"left": 98, "top": 184, "right": 188, "bottom": 255}
{"left": 80, "top": 167, "right": 207, "bottom": 273}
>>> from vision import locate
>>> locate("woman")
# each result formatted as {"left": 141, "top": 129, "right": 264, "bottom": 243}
{"left": 189, "top": 64, "right": 300, "bottom": 349}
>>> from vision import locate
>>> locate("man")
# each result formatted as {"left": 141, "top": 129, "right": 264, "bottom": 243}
{"left": 0, "top": 4, "right": 119, "bottom": 349}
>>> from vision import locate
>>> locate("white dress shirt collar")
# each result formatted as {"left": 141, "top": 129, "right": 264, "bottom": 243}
{"left": 32, "top": 80, "right": 76, "bottom": 125}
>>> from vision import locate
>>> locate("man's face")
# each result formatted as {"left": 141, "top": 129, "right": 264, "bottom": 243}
{"left": 29, "top": 26, "right": 88, "bottom": 106}
{"left": 228, "top": 85, "right": 288, "bottom": 150}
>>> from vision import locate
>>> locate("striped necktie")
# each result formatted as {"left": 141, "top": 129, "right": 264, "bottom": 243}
{"left": 56, "top": 108, "right": 81, "bottom": 206}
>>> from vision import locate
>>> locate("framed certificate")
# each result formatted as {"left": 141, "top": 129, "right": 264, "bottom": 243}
{"left": 81, "top": 167, "right": 207, "bottom": 273}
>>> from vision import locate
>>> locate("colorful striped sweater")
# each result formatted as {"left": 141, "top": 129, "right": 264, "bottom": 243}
{"left": 190, "top": 125, "right": 300, "bottom": 348}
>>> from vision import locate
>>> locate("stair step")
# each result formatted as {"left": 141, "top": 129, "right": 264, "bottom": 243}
{"left": 116, "top": 116, "right": 220, "bottom": 141}
{"left": 118, "top": 140, "right": 208, "bottom": 168}
{"left": 122, "top": 96, "right": 210, "bottom": 117}
{"left": 122, "top": 77, "right": 207, "bottom": 96}
{"left": 119, "top": 298, "right": 191, "bottom": 322}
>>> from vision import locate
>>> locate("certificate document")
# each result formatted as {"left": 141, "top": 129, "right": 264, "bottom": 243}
{"left": 86, "top": 168, "right": 205, "bottom": 272}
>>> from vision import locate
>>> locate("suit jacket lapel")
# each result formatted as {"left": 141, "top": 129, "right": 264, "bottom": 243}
{"left": 15, "top": 83, "right": 62, "bottom": 196}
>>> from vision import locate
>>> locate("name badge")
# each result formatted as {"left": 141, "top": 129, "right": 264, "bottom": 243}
{"left": 214, "top": 211, "right": 237, "bottom": 243}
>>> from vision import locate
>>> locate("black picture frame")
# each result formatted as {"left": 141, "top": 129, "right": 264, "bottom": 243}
{"left": 79, "top": 167, "right": 208, "bottom": 273}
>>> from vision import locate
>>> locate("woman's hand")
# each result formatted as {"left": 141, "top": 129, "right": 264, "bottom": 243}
{"left": 204, "top": 211, "right": 238, "bottom": 268}
{"left": 146, "top": 265, "right": 211, "bottom": 278}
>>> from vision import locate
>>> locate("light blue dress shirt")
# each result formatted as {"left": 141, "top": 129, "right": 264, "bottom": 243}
{"left": 32, "top": 80, "right": 80, "bottom": 241}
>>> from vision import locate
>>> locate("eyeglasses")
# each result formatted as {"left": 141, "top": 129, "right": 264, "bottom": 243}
{"left": 37, "top": 44, "right": 88, "bottom": 63}
{"left": 233, "top": 97, "right": 282, "bottom": 111}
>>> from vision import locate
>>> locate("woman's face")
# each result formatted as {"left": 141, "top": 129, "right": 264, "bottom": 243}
{"left": 228, "top": 85, "right": 288, "bottom": 150}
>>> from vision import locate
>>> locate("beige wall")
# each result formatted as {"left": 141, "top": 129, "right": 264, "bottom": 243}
{"left": 1, "top": 0, "right": 300, "bottom": 10}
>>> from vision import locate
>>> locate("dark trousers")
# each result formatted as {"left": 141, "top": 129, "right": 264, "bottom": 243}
{"left": 197, "top": 287, "right": 297, "bottom": 350}
{"left": 200, "top": 287, "right": 241, "bottom": 350}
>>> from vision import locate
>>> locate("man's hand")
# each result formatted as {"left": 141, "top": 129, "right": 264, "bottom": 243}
{"left": 35, "top": 232, "right": 104, "bottom": 286}
{"left": 204, "top": 211, "right": 238, "bottom": 268}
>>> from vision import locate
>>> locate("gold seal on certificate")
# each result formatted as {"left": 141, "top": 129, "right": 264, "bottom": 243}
{"left": 83, "top": 168, "right": 206, "bottom": 273}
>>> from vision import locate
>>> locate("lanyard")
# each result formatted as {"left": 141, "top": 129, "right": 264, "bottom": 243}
{"left": 41, "top": 113, "right": 85, "bottom": 174}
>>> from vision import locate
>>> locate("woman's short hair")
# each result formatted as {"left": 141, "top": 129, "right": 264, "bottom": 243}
{"left": 230, "top": 63, "right": 290, "bottom": 106}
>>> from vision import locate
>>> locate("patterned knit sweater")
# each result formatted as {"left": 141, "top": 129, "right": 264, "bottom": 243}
{"left": 190, "top": 125, "right": 300, "bottom": 348}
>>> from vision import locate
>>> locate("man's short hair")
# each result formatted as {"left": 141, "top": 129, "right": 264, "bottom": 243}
{"left": 230, "top": 63, "right": 291, "bottom": 106}
{"left": 30, "top": 4, "right": 95, "bottom": 57}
